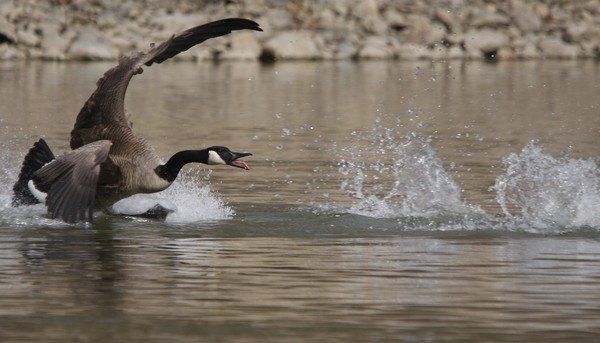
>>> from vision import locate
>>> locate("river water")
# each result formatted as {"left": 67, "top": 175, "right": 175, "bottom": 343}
{"left": 1, "top": 60, "right": 599, "bottom": 342}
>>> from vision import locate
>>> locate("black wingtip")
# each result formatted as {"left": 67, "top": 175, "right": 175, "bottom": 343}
{"left": 211, "top": 18, "right": 263, "bottom": 32}
{"left": 143, "top": 17, "right": 263, "bottom": 67}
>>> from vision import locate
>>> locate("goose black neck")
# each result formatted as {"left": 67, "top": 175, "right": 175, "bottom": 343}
{"left": 156, "top": 149, "right": 209, "bottom": 182}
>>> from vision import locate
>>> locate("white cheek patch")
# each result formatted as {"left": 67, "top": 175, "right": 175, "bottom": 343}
{"left": 207, "top": 150, "right": 226, "bottom": 165}
{"left": 28, "top": 179, "right": 47, "bottom": 203}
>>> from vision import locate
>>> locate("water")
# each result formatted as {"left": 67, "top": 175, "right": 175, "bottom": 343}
{"left": 1, "top": 60, "right": 600, "bottom": 342}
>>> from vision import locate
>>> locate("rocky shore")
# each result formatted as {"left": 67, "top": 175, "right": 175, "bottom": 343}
{"left": 1, "top": 0, "right": 599, "bottom": 62}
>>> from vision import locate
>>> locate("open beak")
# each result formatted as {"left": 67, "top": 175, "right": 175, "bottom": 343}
{"left": 228, "top": 152, "right": 252, "bottom": 170}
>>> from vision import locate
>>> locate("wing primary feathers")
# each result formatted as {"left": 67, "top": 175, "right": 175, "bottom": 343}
{"left": 70, "top": 18, "right": 262, "bottom": 150}
{"left": 145, "top": 18, "right": 263, "bottom": 66}
{"left": 32, "top": 140, "right": 112, "bottom": 223}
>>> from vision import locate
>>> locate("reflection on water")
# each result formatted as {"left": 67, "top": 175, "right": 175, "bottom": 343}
{"left": 2, "top": 227, "right": 600, "bottom": 342}
{"left": 1, "top": 60, "right": 600, "bottom": 341}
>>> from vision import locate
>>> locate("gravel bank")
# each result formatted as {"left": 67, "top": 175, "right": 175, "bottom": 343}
{"left": 1, "top": 0, "right": 599, "bottom": 61}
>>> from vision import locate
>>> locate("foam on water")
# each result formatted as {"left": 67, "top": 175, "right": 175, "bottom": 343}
{"left": 110, "top": 170, "right": 234, "bottom": 223}
{"left": 0, "top": 158, "right": 68, "bottom": 227}
{"left": 493, "top": 140, "right": 600, "bottom": 230}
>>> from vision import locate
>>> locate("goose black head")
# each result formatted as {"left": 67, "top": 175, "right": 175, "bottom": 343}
{"left": 207, "top": 146, "right": 252, "bottom": 170}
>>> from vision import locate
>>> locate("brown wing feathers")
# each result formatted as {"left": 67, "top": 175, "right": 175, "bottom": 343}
{"left": 71, "top": 18, "right": 261, "bottom": 150}
{"left": 32, "top": 140, "right": 112, "bottom": 223}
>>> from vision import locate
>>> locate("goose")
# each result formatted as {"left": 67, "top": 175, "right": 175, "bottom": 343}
{"left": 11, "top": 18, "right": 261, "bottom": 223}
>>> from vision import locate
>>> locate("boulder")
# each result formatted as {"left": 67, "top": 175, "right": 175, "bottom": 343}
{"left": 470, "top": 8, "right": 510, "bottom": 28}
{"left": 511, "top": 1, "right": 542, "bottom": 32}
{"left": 357, "top": 36, "right": 394, "bottom": 59}
{"left": 0, "top": 15, "right": 16, "bottom": 43}
{"left": 353, "top": 0, "right": 387, "bottom": 34}
{"left": 149, "top": 13, "right": 207, "bottom": 34}
{"left": 0, "top": 44, "right": 25, "bottom": 59}
{"left": 396, "top": 43, "right": 431, "bottom": 60}
{"left": 538, "top": 36, "right": 579, "bottom": 59}
{"left": 564, "top": 22, "right": 589, "bottom": 43}
{"left": 263, "top": 31, "right": 322, "bottom": 60}
{"left": 434, "top": 8, "right": 458, "bottom": 33}
{"left": 334, "top": 40, "right": 358, "bottom": 60}
{"left": 220, "top": 31, "right": 262, "bottom": 60}
{"left": 447, "top": 45, "right": 464, "bottom": 59}
{"left": 16, "top": 29, "right": 39, "bottom": 47}
{"left": 464, "top": 28, "right": 509, "bottom": 56}
{"left": 518, "top": 43, "right": 540, "bottom": 59}
{"left": 39, "top": 23, "right": 73, "bottom": 60}
{"left": 68, "top": 26, "right": 119, "bottom": 60}
{"left": 400, "top": 15, "right": 446, "bottom": 46}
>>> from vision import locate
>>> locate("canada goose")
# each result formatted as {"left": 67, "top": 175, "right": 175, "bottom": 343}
{"left": 12, "top": 18, "right": 261, "bottom": 223}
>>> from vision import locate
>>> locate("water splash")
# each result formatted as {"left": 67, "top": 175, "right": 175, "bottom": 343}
{"left": 337, "top": 114, "right": 481, "bottom": 218}
{"left": 0, "top": 150, "right": 76, "bottom": 227}
{"left": 493, "top": 140, "right": 600, "bottom": 229}
{"left": 111, "top": 170, "right": 234, "bottom": 223}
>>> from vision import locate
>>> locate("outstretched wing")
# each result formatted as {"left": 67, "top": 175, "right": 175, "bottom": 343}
{"left": 70, "top": 18, "right": 262, "bottom": 149}
{"left": 32, "top": 140, "right": 112, "bottom": 223}
{"left": 146, "top": 18, "right": 262, "bottom": 66}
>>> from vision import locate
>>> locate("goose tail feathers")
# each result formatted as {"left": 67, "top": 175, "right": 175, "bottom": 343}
{"left": 12, "top": 138, "right": 55, "bottom": 207}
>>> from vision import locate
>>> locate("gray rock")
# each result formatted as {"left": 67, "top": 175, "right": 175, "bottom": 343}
{"left": 511, "top": 1, "right": 542, "bottom": 32}
{"left": 0, "top": 15, "right": 16, "bottom": 42}
{"left": 259, "top": 9, "right": 293, "bottom": 31}
{"left": 353, "top": 0, "right": 387, "bottom": 34}
{"left": 447, "top": 45, "right": 464, "bottom": 59}
{"left": 579, "top": 41, "right": 599, "bottom": 58}
{"left": 564, "top": 22, "right": 589, "bottom": 43}
{"left": 357, "top": 36, "right": 394, "bottom": 59}
{"left": 330, "top": 0, "right": 350, "bottom": 16}
{"left": 400, "top": 15, "right": 446, "bottom": 46}
{"left": 316, "top": 8, "right": 347, "bottom": 32}
{"left": 538, "top": 36, "right": 579, "bottom": 59}
{"left": 263, "top": 31, "right": 322, "bottom": 60}
{"left": 464, "top": 29, "right": 509, "bottom": 56}
{"left": 335, "top": 40, "right": 358, "bottom": 60}
{"left": 0, "top": 44, "right": 25, "bottom": 59}
{"left": 16, "top": 29, "right": 39, "bottom": 47}
{"left": 39, "top": 23, "right": 73, "bottom": 60}
{"left": 68, "top": 26, "right": 119, "bottom": 60}
{"left": 470, "top": 8, "right": 510, "bottom": 28}
{"left": 150, "top": 13, "right": 208, "bottom": 34}
{"left": 519, "top": 43, "right": 540, "bottom": 59}
{"left": 396, "top": 43, "right": 431, "bottom": 60}
{"left": 434, "top": 8, "right": 458, "bottom": 33}
{"left": 384, "top": 8, "right": 408, "bottom": 30}
{"left": 496, "top": 47, "right": 516, "bottom": 60}
{"left": 220, "top": 31, "right": 262, "bottom": 60}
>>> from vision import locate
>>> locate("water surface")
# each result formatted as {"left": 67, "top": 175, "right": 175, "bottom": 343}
{"left": 1, "top": 60, "right": 600, "bottom": 342}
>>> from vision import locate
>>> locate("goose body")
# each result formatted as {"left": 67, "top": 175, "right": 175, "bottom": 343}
{"left": 12, "top": 18, "right": 260, "bottom": 223}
